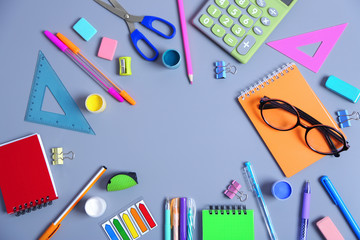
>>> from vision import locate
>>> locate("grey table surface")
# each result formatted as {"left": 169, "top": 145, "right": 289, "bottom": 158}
{"left": 1, "top": 0, "right": 360, "bottom": 239}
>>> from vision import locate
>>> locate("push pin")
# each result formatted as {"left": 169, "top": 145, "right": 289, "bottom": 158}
{"left": 119, "top": 57, "right": 132, "bottom": 76}
{"left": 215, "top": 61, "right": 237, "bottom": 79}
{"left": 224, "top": 180, "right": 248, "bottom": 202}
{"left": 51, "top": 147, "right": 75, "bottom": 165}
{"left": 336, "top": 110, "right": 360, "bottom": 128}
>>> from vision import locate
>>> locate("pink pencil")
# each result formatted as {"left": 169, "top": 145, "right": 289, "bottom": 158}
{"left": 177, "top": 0, "right": 193, "bottom": 84}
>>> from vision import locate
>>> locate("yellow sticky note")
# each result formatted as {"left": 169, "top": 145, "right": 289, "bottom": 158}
{"left": 121, "top": 212, "right": 139, "bottom": 238}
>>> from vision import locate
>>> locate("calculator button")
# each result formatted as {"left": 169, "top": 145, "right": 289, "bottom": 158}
{"left": 224, "top": 34, "right": 238, "bottom": 47}
{"left": 235, "top": 0, "right": 249, "bottom": 9}
{"left": 212, "top": 24, "right": 226, "bottom": 37}
{"left": 239, "top": 15, "right": 253, "bottom": 28}
{"left": 268, "top": 8, "right": 278, "bottom": 17}
{"left": 207, "top": 5, "right": 221, "bottom": 18}
{"left": 256, "top": 0, "right": 266, "bottom": 7}
{"left": 253, "top": 26, "right": 263, "bottom": 35}
{"left": 260, "top": 17, "right": 270, "bottom": 26}
{"left": 247, "top": 5, "right": 262, "bottom": 18}
{"left": 199, "top": 14, "right": 214, "bottom": 28}
{"left": 237, "top": 35, "right": 256, "bottom": 55}
{"left": 215, "top": 0, "right": 229, "bottom": 9}
{"left": 227, "top": 5, "right": 241, "bottom": 18}
{"left": 219, "top": 14, "right": 234, "bottom": 28}
{"left": 231, "top": 24, "right": 245, "bottom": 37}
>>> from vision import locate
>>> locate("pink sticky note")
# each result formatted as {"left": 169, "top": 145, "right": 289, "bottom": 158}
{"left": 267, "top": 23, "right": 347, "bottom": 73}
{"left": 316, "top": 216, "right": 344, "bottom": 240}
{"left": 98, "top": 37, "right": 118, "bottom": 61}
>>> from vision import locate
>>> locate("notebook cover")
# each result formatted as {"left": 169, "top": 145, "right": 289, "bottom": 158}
{"left": 202, "top": 209, "right": 254, "bottom": 240}
{"left": 0, "top": 134, "right": 58, "bottom": 214}
{"left": 238, "top": 63, "right": 345, "bottom": 177}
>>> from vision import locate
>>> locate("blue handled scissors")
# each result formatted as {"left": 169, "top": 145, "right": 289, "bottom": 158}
{"left": 94, "top": 0, "right": 176, "bottom": 61}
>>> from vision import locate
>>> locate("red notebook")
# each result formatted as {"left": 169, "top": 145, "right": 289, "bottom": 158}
{"left": 0, "top": 134, "right": 58, "bottom": 215}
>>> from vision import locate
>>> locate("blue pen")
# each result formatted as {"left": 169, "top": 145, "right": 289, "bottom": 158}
{"left": 165, "top": 198, "right": 171, "bottom": 240}
{"left": 187, "top": 198, "right": 196, "bottom": 240}
{"left": 321, "top": 176, "right": 360, "bottom": 239}
{"left": 244, "top": 162, "right": 278, "bottom": 240}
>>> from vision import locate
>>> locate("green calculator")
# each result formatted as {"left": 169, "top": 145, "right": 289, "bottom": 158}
{"left": 193, "top": 0, "right": 297, "bottom": 63}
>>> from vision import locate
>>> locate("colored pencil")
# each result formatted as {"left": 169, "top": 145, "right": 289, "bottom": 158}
{"left": 39, "top": 166, "right": 107, "bottom": 240}
{"left": 177, "top": 0, "right": 193, "bottom": 84}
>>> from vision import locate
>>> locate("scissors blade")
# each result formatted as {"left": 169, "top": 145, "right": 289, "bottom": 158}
{"left": 93, "top": 0, "right": 127, "bottom": 19}
{"left": 108, "top": 0, "right": 124, "bottom": 10}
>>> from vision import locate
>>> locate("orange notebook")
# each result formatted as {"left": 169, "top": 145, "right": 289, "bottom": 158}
{"left": 238, "top": 63, "right": 344, "bottom": 177}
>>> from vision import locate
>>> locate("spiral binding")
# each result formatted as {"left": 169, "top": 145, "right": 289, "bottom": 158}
{"left": 238, "top": 62, "right": 295, "bottom": 100}
{"left": 13, "top": 196, "right": 53, "bottom": 216}
{"left": 208, "top": 205, "right": 247, "bottom": 215}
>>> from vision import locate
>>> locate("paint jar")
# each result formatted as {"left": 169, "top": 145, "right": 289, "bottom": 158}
{"left": 272, "top": 180, "right": 292, "bottom": 200}
{"left": 162, "top": 49, "right": 181, "bottom": 69}
{"left": 85, "top": 196, "right": 107, "bottom": 217}
{"left": 85, "top": 93, "right": 106, "bottom": 113}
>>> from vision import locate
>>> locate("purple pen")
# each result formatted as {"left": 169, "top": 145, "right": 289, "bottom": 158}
{"left": 300, "top": 181, "right": 311, "bottom": 240}
{"left": 180, "top": 198, "right": 187, "bottom": 240}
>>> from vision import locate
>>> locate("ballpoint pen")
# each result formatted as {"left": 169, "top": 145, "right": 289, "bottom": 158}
{"left": 300, "top": 181, "right": 311, "bottom": 240}
{"left": 321, "top": 176, "right": 360, "bottom": 239}
{"left": 171, "top": 198, "right": 179, "bottom": 240}
{"left": 187, "top": 198, "right": 196, "bottom": 240}
{"left": 44, "top": 31, "right": 135, "bottom": 105}
{"left": 39, "top": 166, "right": 107, "bottom": 240}
{"left": 165, "top": 198, "right": 171, "bottom": 240}
{"left": 244, "top": 162, "right": 278, "bottom": 240}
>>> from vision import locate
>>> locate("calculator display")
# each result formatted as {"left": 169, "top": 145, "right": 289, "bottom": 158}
{"left": 280, "top": 0, "right": 293, "bottom": 6}
{"left": 193, "top": 0, "right": 298, "bottom": 64}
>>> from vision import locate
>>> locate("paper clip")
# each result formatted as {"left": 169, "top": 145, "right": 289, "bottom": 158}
{"left": 51, "top": 147, "right": 75, "bottom": 165}
{"left": 215, "top": 61, "right": 237, "bottom": 79}
{"left": 224, "top": 180, "right": 247, "bottom": 202}
{"left": 119, "top": 57, "right": 132, "bottom": 76}
{"left": 336, "top": 110, "right": 360, "bottom": 128}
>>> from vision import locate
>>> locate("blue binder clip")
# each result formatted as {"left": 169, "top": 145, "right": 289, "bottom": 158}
{"left": 215, "top": 61, "right": 237, "bottom": 79}
{"left": 336, "top": 110, "right": 360, "bottom": 128}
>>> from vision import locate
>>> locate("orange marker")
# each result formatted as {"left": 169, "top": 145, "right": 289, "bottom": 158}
{"left": 56, "top": 33, "right": 136, "bottom": 105}
{"left": 39, "top": 166, "right": 107, "bottom": 240}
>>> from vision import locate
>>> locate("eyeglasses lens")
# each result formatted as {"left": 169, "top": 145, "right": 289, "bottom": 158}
{"left": 306, "top": 126, "right": 344, "bottom": 154}
{"left": 262, "top": 100, "right": 298, "bottom": 130}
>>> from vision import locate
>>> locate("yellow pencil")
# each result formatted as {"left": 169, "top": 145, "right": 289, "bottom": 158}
{"left": 39, "top": 166, "right": 107, "bottom": 240}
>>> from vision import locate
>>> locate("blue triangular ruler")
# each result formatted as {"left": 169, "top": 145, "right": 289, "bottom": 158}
{"left": 25, "top": 50, "right": 95, "bottom": 135}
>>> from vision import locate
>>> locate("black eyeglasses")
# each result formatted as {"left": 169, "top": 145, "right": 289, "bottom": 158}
{"left": 259, "top": 97, "right": 349, "bottom": 157}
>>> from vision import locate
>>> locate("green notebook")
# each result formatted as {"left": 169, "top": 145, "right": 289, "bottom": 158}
{"left": 202, "top": 205, "right": 254, "bottom": 240}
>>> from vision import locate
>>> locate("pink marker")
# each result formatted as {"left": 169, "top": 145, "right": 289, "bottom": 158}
{"left": 44, "top": 31, "right": 135, "bottom": 105}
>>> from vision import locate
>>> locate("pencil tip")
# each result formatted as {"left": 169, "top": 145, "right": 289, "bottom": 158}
{"left": 188, "top": 74, "right": 193, "bottom": 84}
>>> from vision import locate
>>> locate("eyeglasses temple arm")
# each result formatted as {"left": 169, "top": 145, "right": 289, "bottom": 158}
{"left": 295, "top": 108, "right": 343, "bottom": 142}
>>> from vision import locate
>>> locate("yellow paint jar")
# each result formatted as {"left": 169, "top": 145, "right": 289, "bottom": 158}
{"left": 85, "top": 94, "right": 106, "bottom": 113}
